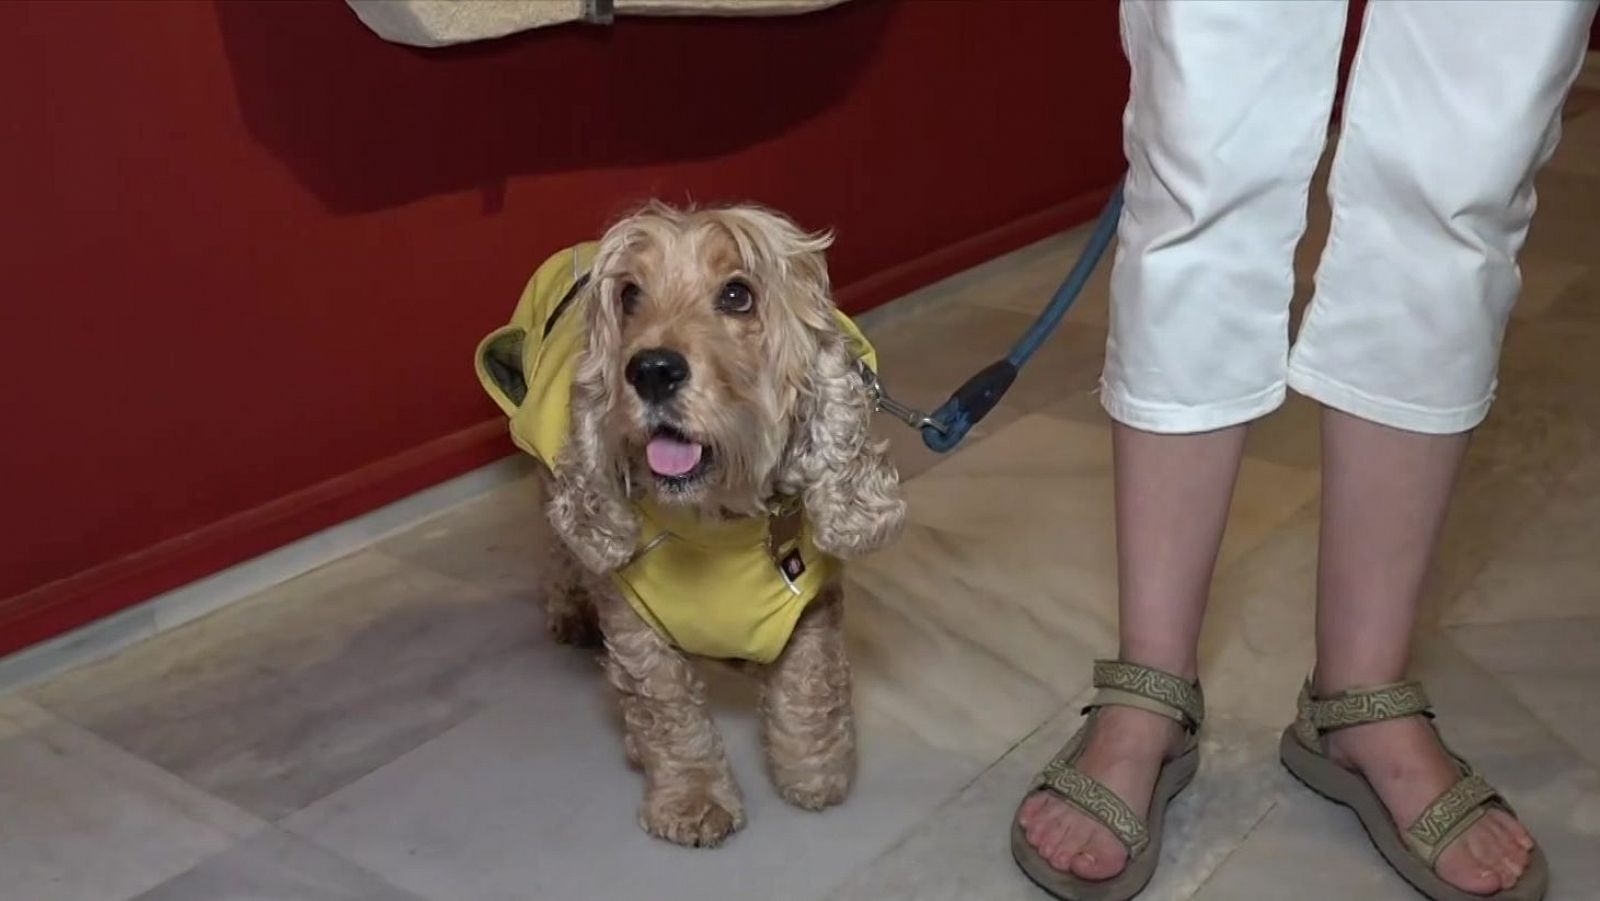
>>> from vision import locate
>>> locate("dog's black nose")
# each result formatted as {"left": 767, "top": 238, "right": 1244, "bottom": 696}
{"left": 625, "top": 348, "right": 690, "bottom": 403}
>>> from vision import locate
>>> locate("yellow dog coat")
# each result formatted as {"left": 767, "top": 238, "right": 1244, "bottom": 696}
{"left": 475, "top": 242, "right": 878, "bottom": 664}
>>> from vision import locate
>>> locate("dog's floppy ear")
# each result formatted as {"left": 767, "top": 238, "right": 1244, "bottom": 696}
{"left": 546, "top": 232, "right": 643, "bottom": 574}
{"left": 793, "top": 321, "right": 906, "bottom": 558}
{"left": 730, "top": 206, "right": 905, "bottom": 558}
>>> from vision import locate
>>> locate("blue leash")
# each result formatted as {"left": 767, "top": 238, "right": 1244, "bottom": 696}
{"left": 867, "top": 180, "right": 1126, "bottom": 453}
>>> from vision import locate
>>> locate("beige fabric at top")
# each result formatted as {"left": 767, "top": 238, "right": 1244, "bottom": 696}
{"left": 346, "top": 0, "right": 854, "bottom": 48}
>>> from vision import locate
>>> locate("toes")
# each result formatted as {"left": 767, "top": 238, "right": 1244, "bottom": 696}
{"left": 1470, "top": 825, "right": 1517, "bottom": 887}
{"left": 1030, "top": 801, "right": 1072, "bottom": 857}
{"left": 1022, "top": 796, "right": 1056, "bottom": 846}
{"left": 1488, "top": 809, "right": 1535, "bottom": 852}
{"left": 1467, "top": 816, "right": 1525, "bottom": 890}
{"left": 1459, "top": 863, "right": 1507, "bottom": 895}
{"left": 1046, "top": 833, "right": 1078, "bottom": 871}
{"left": 1072, "top": 826, "right": 1130, "bottom": 881}
{"left": 1440, "top": 829, "right": 1515, "bottom": 896}
{"left": 1481, "top": 811, "right": 1514, "bottom": 848}
{"left": 1019, "top": 793, "right": 1046, "bottom": 828}
{"left": 1020, "top": 797, "right": 1104, "bottom": 876}
{"left": 1047, "top": 818, "right": 1090, "bottom": 872}
{"left": 1483, "top": 813, "right": 1530, "bottom": 874}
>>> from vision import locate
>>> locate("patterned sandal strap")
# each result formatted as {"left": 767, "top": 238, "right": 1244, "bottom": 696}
{"left": 1295, "top": 679, "right": 1431, "bottom": 739}
{"left": 1087, "top": 660, "right": 1205, "bottom": 731}
{"left": 1404, "top": 771, "right": 1502, "bottom": 866}
{"left": 1036, "top": 757, "right": 1151, "bottom": 857}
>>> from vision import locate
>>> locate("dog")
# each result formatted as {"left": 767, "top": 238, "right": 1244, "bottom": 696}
{"left": 475, "top": 202, "right": 906, "bottom": 847}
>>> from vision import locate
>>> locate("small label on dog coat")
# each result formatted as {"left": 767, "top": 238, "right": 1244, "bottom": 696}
{"left": 780, "top": 549, "right": 806, "bottom": 580}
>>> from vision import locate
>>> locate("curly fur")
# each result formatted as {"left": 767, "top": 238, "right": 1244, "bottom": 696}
{"left": 547, "top": 201, "right": 905, "bottom": 565}
{"left": 533, "top": 202, "right": 903, "bottom": 846}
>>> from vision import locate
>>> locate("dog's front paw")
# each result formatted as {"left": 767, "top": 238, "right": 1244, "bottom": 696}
{"left": 773, "top": 763, "right": 852, "bottom": 811}
{"left": 639, "top": 789, "right": 745, "bottom": 848}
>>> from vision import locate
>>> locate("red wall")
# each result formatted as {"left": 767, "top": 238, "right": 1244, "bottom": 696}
{"left": 0, "top": 0, "right": 1127, "bottom": 655}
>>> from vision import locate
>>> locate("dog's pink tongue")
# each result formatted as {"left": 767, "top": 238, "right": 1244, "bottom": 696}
{"left": 646, "top": 435, "right": 703, "bottom": 477}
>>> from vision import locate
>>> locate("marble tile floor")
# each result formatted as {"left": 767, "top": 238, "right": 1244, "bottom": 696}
{"left": 4, "top": 82, "right": 1599, "bottom": 901}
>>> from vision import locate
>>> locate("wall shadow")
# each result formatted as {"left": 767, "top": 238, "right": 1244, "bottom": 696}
{"left": 212, "top": 0, "right": 893, "bottom": 214}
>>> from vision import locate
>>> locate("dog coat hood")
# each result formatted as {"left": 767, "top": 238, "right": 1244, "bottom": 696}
{"left": 475, "top": 242, "right": 878, "bottom": 664}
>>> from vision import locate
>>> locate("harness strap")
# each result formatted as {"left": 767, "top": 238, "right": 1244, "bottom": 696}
{"left": 543, "top": 273, "right": 591, "bottom": 338}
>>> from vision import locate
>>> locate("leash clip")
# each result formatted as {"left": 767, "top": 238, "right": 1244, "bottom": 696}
{"left": 859, "top": 366, "right": 949, "bottom": 435}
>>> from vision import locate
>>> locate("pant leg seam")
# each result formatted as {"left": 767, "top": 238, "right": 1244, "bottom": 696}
{"left": 1287, "top": 362, "right": 1493, "bottom": 434}
{"left": 1099, "top": 378, "right": 1287, "bottom": 434}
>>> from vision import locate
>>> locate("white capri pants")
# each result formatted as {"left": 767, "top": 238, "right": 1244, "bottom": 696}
{"left": 1102, "top": 0, "right": 1598, "bottom": 435}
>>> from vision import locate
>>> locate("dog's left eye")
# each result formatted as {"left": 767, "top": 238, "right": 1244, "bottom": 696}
{"left": 716, "top": 280, "right": 754, "bottom": 314}
{"left": 619, "top": 283, "right": 641, "bottom": 316}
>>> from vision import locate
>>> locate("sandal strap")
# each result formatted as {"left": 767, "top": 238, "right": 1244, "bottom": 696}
{"left": 1297, "top": 679, "right": 1431, "bottom": 737}
{"left": 1023, "top": 661, "right": 1199, "bottom": 859}
{"left": 1088, "top": 660, "right": 1205, "bottom": 731}
{"left": 1036, "top": 756, "right": 1151, "bottom": 856}
{"left": 1404, "top": 771, "right": 1502, "bottom": 866}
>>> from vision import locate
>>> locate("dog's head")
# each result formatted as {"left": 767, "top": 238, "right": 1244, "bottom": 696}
{"left": 546, "top": 202, "right": 905, "bottom": 573}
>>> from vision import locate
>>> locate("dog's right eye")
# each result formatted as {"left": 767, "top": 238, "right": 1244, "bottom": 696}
{"left": 619, "top": 283, "right": 641, "bottom": 316}
{"left": 716, "top": 280, "right": 754, "bottom": 315}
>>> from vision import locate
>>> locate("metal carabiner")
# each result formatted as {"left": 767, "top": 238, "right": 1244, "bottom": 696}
{"left": 859, "top": 367, "right": 950, "bottom": 435}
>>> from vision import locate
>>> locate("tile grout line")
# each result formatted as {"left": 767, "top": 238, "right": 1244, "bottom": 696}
{"left": 1432, "top": 442, "right": 1600, "bottom": 632}
{"left": 1439, "top": 629, "right": 1600, "bottom": 775}
{"left": 18, "top": 579, "right": 547, "bottom": 846}
{"left": 816, "top": 689, "right": 1092, "bottom": 900}
{"left": 135, "top": 824, "right": 436, "bottom": 901}
{"left": 20, "top": 691, "right": 271, "bottom": 835}
{"left": 1209, "top": 491, "right": 1321, "bottom": 585}
{"left": 1443, "top": 610, "right": 1600, "bottom": 631}
{"left": 1180, "top": 798, "right": 1282, "bottom": 901}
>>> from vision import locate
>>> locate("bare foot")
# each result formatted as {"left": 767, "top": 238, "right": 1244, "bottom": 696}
{"left": 1016, "top": 706, "right": 1185, "bottom": 879}
{"left": 1326, "top": 715, "right": 1534, "bottom": 895}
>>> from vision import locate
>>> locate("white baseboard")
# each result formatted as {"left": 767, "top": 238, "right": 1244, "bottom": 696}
{"left": 0, "top": 454, "right": 532, "bottom": 693}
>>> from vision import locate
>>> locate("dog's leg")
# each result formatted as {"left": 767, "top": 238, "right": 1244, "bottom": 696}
{"left": 762, "top": 586, "right": 855, "bottom": 810}
{"left": 595, "top": 592, "right": 744, "bottom": 847}
{"left": 535, "top": 473, "right": 603, "bottom": 648}
{"left": 542, "top": 541, "right": 603, "bottom": 649}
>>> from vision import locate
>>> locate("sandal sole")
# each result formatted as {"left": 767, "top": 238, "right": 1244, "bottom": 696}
{"left": 1010, "top": 744, "right": 1200, "bottom": 901}
{"left": 1278, "top": 727, "right": 1547, "bottom": 901}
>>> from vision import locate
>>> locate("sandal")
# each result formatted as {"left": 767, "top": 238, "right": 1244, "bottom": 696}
{"left": 1279, "top": 680, "right": 1548, "bottom": 901}
{"left": 1010, "top": 660, "right": 1204, "bottom": 901}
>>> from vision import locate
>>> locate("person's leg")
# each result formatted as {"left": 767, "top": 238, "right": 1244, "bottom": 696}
{"left": 1291, "top": 0, "right": 1597, "bottom": 893}
{"left": 1313, "top": 413, "right": 1466, "bottom": 692}
{"left": 1017, "top": 424, "right": 1245, "bottom": 879}
{"left": 1313, "top": 412, "right": 1516, "bottom": 893}
{"left": 1018, "top": 0, "right": 1348, "bottom": 879}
